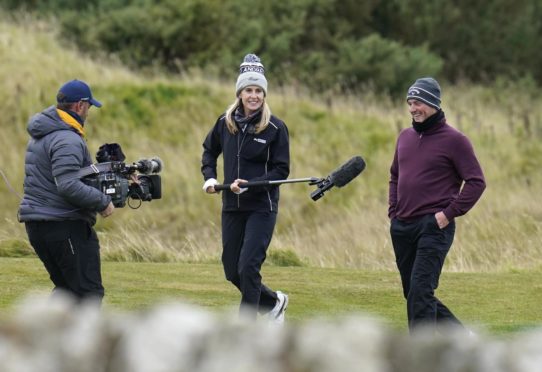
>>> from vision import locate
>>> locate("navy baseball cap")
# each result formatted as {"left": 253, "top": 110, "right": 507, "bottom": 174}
{"left": 57, "top": 79, "right": 102, "bottom": 107}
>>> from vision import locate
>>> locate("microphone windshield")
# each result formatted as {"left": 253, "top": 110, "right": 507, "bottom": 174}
{"left": 136, "top": 159, "right": 153, "bottom": 174}
{"left": 150, "top": 157, "right": 163, "bottom": 173}
{"left": 137, "top": 157, "right": 163, "bottom": 174}
{"left": 329, "top": 156, "right": 366, "bottom": 187}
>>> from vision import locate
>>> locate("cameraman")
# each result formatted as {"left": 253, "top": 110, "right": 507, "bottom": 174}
{"left": 19, "top": 79, "right": 114, "bottom": 303}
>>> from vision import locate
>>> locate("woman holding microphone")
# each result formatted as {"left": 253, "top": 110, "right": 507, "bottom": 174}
{"left": 201, "top": 54, "right": 290, "bottom": 323}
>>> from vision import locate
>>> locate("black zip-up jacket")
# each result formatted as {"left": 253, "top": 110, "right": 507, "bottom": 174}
{"left": 201, "top": 114, "right": 290, "bottom": 212}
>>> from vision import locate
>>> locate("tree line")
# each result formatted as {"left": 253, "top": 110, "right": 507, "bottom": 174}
{"left": 3, "top": 0, "right": 541, "bottom": 96}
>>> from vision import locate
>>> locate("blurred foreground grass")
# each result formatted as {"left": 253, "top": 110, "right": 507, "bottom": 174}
{"left": 1, "top": 257, "right": 541, "bottom": 335}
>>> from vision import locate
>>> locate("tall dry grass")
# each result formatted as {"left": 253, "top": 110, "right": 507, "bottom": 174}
{"left": 0, "top": 16, "right": 541, "bottom": 271}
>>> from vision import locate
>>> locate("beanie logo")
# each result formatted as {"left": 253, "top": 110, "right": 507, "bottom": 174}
{"left": 240, "top": 65, "right": 264, "bottom": 74}
{"left": 408, "top": 88, "right": 420, "bottom": 95}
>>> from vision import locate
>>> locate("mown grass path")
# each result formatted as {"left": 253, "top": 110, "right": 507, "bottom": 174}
{"left": 1, "top": 258, "right": 541, "bottom": 334}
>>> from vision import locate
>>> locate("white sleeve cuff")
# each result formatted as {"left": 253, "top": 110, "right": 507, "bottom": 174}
{"left": 203, "top": 178, "right": 218, "bottom": 192}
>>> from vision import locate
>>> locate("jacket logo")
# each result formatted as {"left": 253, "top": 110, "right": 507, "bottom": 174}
{"left": 254, "top": 138, "right": 266, "bottom": 144}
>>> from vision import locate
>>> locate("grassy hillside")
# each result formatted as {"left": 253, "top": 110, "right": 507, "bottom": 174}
{"left": 1, "top": 17, "right": 541, "bottom": 271}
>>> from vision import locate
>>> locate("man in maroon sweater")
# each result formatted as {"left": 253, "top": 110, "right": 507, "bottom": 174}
{"left": 388, "top": 77, "right": 486, "bottom": 332}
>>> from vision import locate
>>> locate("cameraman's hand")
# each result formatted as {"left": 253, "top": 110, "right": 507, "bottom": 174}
{"left": 100, "top": 202, "right": 115, "bottom": 218}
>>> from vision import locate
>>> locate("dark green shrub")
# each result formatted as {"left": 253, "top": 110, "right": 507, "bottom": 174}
{"left": 4, "top": 0, "right": 542, "bottom": 92}
{"left": 332, "top": 34, "right": 443, "bottom": 96}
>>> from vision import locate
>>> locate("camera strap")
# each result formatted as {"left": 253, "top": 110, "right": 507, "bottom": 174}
{"left": 54, "top": 162, "right": 116, "bottom": 185}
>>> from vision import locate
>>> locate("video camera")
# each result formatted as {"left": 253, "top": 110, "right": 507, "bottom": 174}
{"left": 82, "top": 143, "right": 162, "bottom": 208}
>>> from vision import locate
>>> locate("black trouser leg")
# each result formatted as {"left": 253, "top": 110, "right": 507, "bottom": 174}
{"left": 25, "top": 220, "right": 104, "bottom": 302}
{"left": 222, "top": 211, "right": 278, "bottom": 318}
{"left": 391, "top": 214, "right": 460, "bottom": 331}
{"left": 221, "top": 212, "right": 245, "bottom": 292}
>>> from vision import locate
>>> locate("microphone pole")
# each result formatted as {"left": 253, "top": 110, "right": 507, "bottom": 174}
{"left": 212, "top": 155, "right": 366, "bottom": 200}
{"left": 213, "top": 177, "right": 322, "bottom": 191}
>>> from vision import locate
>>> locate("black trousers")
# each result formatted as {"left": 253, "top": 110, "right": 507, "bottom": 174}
{"left": 390, "top": 214, "right": 461, "bottom": 331}
{"left": 25, "top": 220, "right": 104, "bottom": 302}
{"left": 221, "top": 210, "right": 278, "bottom": 317}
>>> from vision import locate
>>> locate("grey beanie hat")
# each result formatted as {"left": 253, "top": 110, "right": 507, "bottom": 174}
{"left": 406, "top": 77, "right": 441, "bottom": 110}
{"left": 235, "top": 54, "right": 268, "bottom": 96}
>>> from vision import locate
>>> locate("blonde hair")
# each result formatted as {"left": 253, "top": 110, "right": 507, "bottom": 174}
{"left": 225, "top": 98, "right": 271, "bottom": 134}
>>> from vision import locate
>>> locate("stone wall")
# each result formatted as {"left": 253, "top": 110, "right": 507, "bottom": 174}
{"left": 0, "top": 295, "right": 541, "bottom": 372}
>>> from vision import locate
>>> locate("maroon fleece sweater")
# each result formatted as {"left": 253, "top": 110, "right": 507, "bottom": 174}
{"left": 388, "top": 117, "right": 486, "bottom": 221}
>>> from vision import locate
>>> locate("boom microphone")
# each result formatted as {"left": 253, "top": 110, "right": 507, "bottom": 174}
{"left": 211, "top": 155, "right": 366, "bottom": 201}
{"left": 310, "top": 156, "right": 366, "bottom": 201}
{"left": 330, "top": 156, "right": 366, "bottom": 187}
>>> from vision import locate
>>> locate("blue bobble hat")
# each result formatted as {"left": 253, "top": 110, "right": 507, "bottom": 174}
{"left": 235, "top": 54, "right": 268, "bottom": 96}
{"left": 406, "top": 77, "right": 441, "bottom": 110}
{"left": 57, "top": 79, "right": 102, "bottom": 107}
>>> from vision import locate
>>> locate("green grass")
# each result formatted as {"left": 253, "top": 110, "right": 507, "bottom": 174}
{"left": 2, "top": 257, "right": 541, "bottom": 335}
